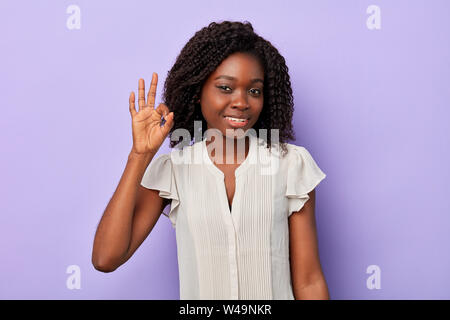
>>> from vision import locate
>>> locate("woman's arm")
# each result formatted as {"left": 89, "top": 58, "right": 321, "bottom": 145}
{"left": 92, "top": 75, "right": 174, "bottom": 272}
{"left": 91, "top": 151, "right": 169, "bottom": 272}
{"left": 288, "top": 189, "right": 330, "bottom": 300}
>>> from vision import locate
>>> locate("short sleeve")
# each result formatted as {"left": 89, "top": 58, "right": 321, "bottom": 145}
{"left": 286, "top": 146, "right": 326, "bottom": 217}
{"left": 140, "top": 153, "right": 180, "bottom": 228}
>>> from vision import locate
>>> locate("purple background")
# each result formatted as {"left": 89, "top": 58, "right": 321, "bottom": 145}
{"left": 1, "top": 0, "right": 449, "bottom": 299}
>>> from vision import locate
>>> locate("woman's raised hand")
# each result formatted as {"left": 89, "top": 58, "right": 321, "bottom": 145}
{"left": 129, "top": 73, "right": 174, "bottom": 155}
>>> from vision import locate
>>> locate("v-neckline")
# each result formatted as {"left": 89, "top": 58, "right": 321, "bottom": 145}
{"left": 202, "top": 132, "right": 257, "bottom": 217}
{"left": 202, "top": 131, "right": 256, "bottom": 179}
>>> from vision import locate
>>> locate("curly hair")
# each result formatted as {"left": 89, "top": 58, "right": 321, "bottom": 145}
{"left": 162, "top": 20, "right": 295, "bottom": 157}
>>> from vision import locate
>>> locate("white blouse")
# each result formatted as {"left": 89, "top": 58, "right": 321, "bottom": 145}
{"left": 140, "top": 131, "right": 326, "bottom": 300}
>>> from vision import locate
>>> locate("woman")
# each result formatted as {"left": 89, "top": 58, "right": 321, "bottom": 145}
{"left": 92, "top": 20, "right": 329, "bottom": 300}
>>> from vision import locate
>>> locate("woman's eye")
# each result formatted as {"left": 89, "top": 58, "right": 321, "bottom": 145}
{"left": 217, "top": 86, "right": 262, "bottom": 95}
{"left": 218, "top": 85, "right": 231, "bottom": 91}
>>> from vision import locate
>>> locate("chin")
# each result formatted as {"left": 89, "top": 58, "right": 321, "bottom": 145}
{"left": 223, "top": 128, "right": 250, "bottom": 140}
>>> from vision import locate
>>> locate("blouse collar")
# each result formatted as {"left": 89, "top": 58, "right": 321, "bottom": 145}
{"left": 201, "top": 131, "right": 258, "bottom": 179}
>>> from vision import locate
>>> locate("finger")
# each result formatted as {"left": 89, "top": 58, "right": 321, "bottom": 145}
{"left": 161, "top": 112, "right": 175, "bottom": 135}
{"left": 153, "top": 103, "right": 171, "bottom": 124}
{"left": 129, "top": 91, "right": 136, "bottom": 117}
{"left": 147, "top": 72, "right": 158, "bottom": 109}
{"left": 138, "top": 78, "right": 145, "bottom": 111}
{"left": 155, "top": 103, "right": 170, "bottom": 118}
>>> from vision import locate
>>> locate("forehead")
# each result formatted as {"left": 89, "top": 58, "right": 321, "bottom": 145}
{"left": 209, "top": 52, "right": 264, "bottom": 79}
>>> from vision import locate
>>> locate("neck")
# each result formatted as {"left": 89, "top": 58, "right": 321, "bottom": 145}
{"left": 206, "top": 134, "right": 250, "bottom": 165}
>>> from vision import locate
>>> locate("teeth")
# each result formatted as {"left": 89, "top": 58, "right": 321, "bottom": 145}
{"left": 226, "top": 117, "right": 247, "bottom": 122}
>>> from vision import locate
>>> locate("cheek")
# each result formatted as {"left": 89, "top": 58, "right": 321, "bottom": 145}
{"left": 255, "top": 102, "right": 264, "bottom": 116}
{"left": 202, "top": 98, "right": 227, "bottom": 116}
{"left": 251, "top": 105, "right": 264, "bottom": 124}
{"left": 200, "top": 104, "right": 222, "bottom": 125}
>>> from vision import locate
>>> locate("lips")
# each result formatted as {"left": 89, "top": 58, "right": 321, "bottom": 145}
{"left": 223, "top": 115, "right": 250, "bottom": 120}
{"left": 224, "top": 116, "right": 249, "bottom": 128}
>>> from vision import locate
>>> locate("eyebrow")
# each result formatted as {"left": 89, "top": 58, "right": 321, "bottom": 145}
{"left": 214, "top": 75, "right": 264, "bottom": 84}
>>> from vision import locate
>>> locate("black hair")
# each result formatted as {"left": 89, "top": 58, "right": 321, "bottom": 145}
{"left": 162, "top": 20, "right": 295, "bottom": 156}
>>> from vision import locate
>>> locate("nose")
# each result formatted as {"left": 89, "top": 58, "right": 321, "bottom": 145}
{"left": 231, "top": 90, "right": 250, "bottom": 110}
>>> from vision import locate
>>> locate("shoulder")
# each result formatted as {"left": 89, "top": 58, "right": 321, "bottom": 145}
{"left": 148, "top": 152, "right": 172, "bottom": 170}
{"left": 271, "top": 142, "right": 325, "bottom": 179}
{"left": 284, "top": 143, "right": 317, "bottom": 161}
{"left": 150, "top": 141, "right": 198, "bottom": 164}
{"left": 264, "top": 141, "right": 311, "bottom": 162}
{"left": 284, "top": 142, "right": 308, "bottom": 155}
{"left": 167, "top": 140, "right": 203, "bottom": 167}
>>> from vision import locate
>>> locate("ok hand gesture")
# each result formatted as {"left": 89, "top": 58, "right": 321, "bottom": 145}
{"left": 129, "top": 73, "right": 174, "bottom": 155}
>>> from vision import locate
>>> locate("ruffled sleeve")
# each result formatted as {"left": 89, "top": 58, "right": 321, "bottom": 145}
{"left": 140, "top": 153, "right": 180, "bottom": 228}
{"left": 286, "top": 145, "right": 326, "bottom": 217}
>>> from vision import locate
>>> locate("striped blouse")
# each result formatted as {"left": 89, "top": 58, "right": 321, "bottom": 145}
{"left": 140, "top": 131, "right": 326, "bottom": 300}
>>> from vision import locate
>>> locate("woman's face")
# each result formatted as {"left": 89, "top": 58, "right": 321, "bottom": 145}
{"left": 199, "top": 52, "right": 264, "bottom": 139}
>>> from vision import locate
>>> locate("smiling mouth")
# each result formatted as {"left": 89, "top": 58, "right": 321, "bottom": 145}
{"left": 224, "top": 116, "right": 249, "bottom": 122}
{"left": 224, "top": 116, "right": 249, "bottom": 128}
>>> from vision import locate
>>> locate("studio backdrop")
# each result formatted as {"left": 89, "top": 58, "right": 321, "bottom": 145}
{"left": 1, "top": 0, "right": 449, "bottom": 299}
